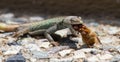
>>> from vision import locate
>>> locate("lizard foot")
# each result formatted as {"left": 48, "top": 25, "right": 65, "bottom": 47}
{"left": 51, "top": 42, "right": 60, "bottom": 46}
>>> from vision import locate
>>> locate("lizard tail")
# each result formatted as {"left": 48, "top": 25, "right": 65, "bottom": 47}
{"left": 0, "top": 23, "right": 20, "bottom": 32}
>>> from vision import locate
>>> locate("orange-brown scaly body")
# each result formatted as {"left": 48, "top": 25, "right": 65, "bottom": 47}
{"left": 72, "top": 24, "right": 102, "bottom": 48}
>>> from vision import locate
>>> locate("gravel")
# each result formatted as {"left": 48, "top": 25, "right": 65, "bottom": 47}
{"left": 0, "top": 13, "right": 120, "bottom": 62}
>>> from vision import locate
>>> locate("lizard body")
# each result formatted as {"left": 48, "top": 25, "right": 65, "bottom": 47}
{"left": 12, "top": 16, "right": 83, "bottom": 46}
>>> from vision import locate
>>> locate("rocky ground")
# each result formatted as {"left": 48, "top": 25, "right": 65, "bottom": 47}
{"left": 0, "top": 13, "right": 120, "bottom": 62}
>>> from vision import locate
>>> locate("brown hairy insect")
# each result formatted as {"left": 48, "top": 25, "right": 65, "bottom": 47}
{"left": 72, "top": 24, "right": 102, "bottom": 48}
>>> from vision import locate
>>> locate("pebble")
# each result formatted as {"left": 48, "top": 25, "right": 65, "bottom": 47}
{"left": 37, "top": 39, "right": 49, "bottom": 42}
{"left": 0, "top": 56, "right": 2, "bottom": 62}
{"left": 0, "top": 32, "right": 13, "bottom": 37}
{"left": 89, "top": 22, "right": 99, "bottom": 27}
{"left": 19, "top": 38, "right": 36, "bottom": 45}
{"left": 100, "top": 37, "right": 114, "bottom": 44}
{"left": 29, "top": 16, "right": 44, "bottom": 21}
{"left": 80, "top": 48, "right": 100, "bottom": 53}
{"left": 55, "top": 28, "right": 72, "bottom": 38}
{"left": 71, "top": 37, "right": 83, "bottom": 43}
{"left": 50, "top": 57, "right": 73, "bottom": 62}
{"left": 102, "top": 45, "right": 116, "bottom": 51}
{"left": 29, "top": 58, "right": 37, "bottom": 62}
{"left": 14, "top": 17, "right": 28, "bottom": 23}
{"left": 73, "top": 50, "right": 86, "bottom": 58}
{"left": 48, "top": 46, "right": 69, "bottom": 54}
{"left": 24, "top": 44, "right": 41, "bottom": 51}
{"left": 108, "top": 26, "right": 120, "bottom": 34}
{"left": 87, "top": 56, "right": 99, "bottom": 62}
{"left": 0, "top": 13, "right": 15, "bottom": 24}
{"left": 98, "top": 54, "right": 113, "bottom": 60}
{"left": 39, "top": 42, "right": 51, "bottom": 49}
{"left": 58, "top": 49, "right": 73, "bottom": 57}
{"left": 3, "top": 46, "right": 22, "bottom": 55}
{"left": 110, "top": 55, "right": 120, "bottom": 62}
{"left": 32, "top": 51, "right": 49, "bottom": 59}
{"left": 116, "top": 46, "right": 120, "bottom": 52}
{"left": 0, "top": 13, "right": 14, "bottom": 19}
{"left": 5, "top": 19, "right": 20, "bottom": 24}
{"left": 6, "top": 52, "right": 26, "bottom": 62}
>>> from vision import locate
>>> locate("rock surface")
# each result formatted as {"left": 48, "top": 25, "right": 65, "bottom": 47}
{"left": 0, "top": 14, "right": 120, "bottom": 62}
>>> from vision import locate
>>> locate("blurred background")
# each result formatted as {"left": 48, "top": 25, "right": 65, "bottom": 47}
{"left": 0, "top": 0, "right": 120, "bottom": 25}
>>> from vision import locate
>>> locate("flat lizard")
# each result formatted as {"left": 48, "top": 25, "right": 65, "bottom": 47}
{"left": 11, "top": 16, "right": 83, "bottom": 46}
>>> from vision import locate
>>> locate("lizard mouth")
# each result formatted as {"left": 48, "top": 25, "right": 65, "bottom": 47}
{"left": 71, "top": 24, "right": 83, "bottom": 31}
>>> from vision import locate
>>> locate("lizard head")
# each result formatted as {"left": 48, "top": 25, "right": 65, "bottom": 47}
{"left": 62, "top": 16, "right": 83, "bottom": 29}
{"left": 63, "top": 16, "right": 83, "bottom": 25}
{"left": 71, "top": 23, "right": 91, "bottom": 34}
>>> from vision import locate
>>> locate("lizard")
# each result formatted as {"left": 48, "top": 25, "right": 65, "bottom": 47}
{"left": 71, "top": 23, "right": 102, "bottom": 48}
{"left": 10, "top": 16, "right": 83, "bottom": 46}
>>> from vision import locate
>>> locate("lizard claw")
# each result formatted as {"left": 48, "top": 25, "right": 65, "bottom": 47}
{"left": 51, "top": 42, "right": 60, "bottom": 46}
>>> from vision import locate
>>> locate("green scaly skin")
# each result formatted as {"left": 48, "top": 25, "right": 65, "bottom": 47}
{"left": 13, "top": 16, "right": 83, "bottom": 46}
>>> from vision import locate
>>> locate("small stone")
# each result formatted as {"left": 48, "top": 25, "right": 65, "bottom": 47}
{"left": 89, "top": 22, "right": 99, "bottom": 27}
{"left": 0, "top": 58, "right": 2, "bottom": 62}
{"left": 24, "top": 44, "right": 41, "bottom": 51}
{"left": 103, "top": 45, "right": 116, "bottom": 51}
{"left": 108, "top": 27, "right": 120, "bottom": 34}
{"left": 98, "top": 54, "right": 113, "bottom": 60}
{"left": 100, "top": 37, "right": 115, "bottom": 44}
{"left": 116, "top": 46, "right": 120, "bottom": 53}
{"left": 80, "top": 48, "right": 100, "bottom": 53}
{"left": 48, "top": 46, "right": 69, "bottom": 54}
{"left": 58, "top": 49, "right": 73, "bottom": 57}
{"left": 73, "top": 50, "right": 86, "bottom": 58}
{"left": 39, "top": 42, "right": 51, "bottom": 49}
{"left": 0, "top": 32, "right": 13, "bottom": 37}
{"left": 0, "top": 13, "right": 14, "bottom": 19}
{"left": 19, "top": 38, "right": 36, "bottom": 45}
{"left": 50, "top": 57, "right": 73, "bottom": 62}
{"left": 72, "top": 58, "right": 84, "bottom": 62}
{"left": 71, "top": 37, "right": 83, "bottom": 43}
{"left": 5, "top": 20, "right": 20, "bottom": 24}
{"left": 6, "top": 52, "right": 26, "bottom": 62}
{"left": 29, "top": 16, "right": 44, "bottom": 21}
{"left": 87, "top": 56, "right": 99, "bottom": 62}
{"left": 0, "top": 13, "right": 15, "bottom": 24}
{"left": 55, "top": 28, "right": 72, "bottom": 38}
{"left": 38, "top": 59, "right": 49, "bottom": 62}
{"left": 37, "top": 39, "right": 49, "bottom": 42}
{"left": 3, "top": 46, "right": 22, "bottom": 55}
{"left": 110, "top": 55, "right": 120, "bottom": 62}
{"left": 29, "top": 58, "right": 37, "bottom": 62}
{"left": 32, "top": 51, "right": 49, "bottom": 59}
{"left": 14, "top": 17, "right": 28, "bottom": 23}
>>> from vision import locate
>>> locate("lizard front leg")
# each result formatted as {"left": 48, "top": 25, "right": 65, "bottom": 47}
{"left": 69, "top": 27, "right": 79, "bottom": 37}
{"left": 44, "top": 25, "right": 59, "bottom": 46}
